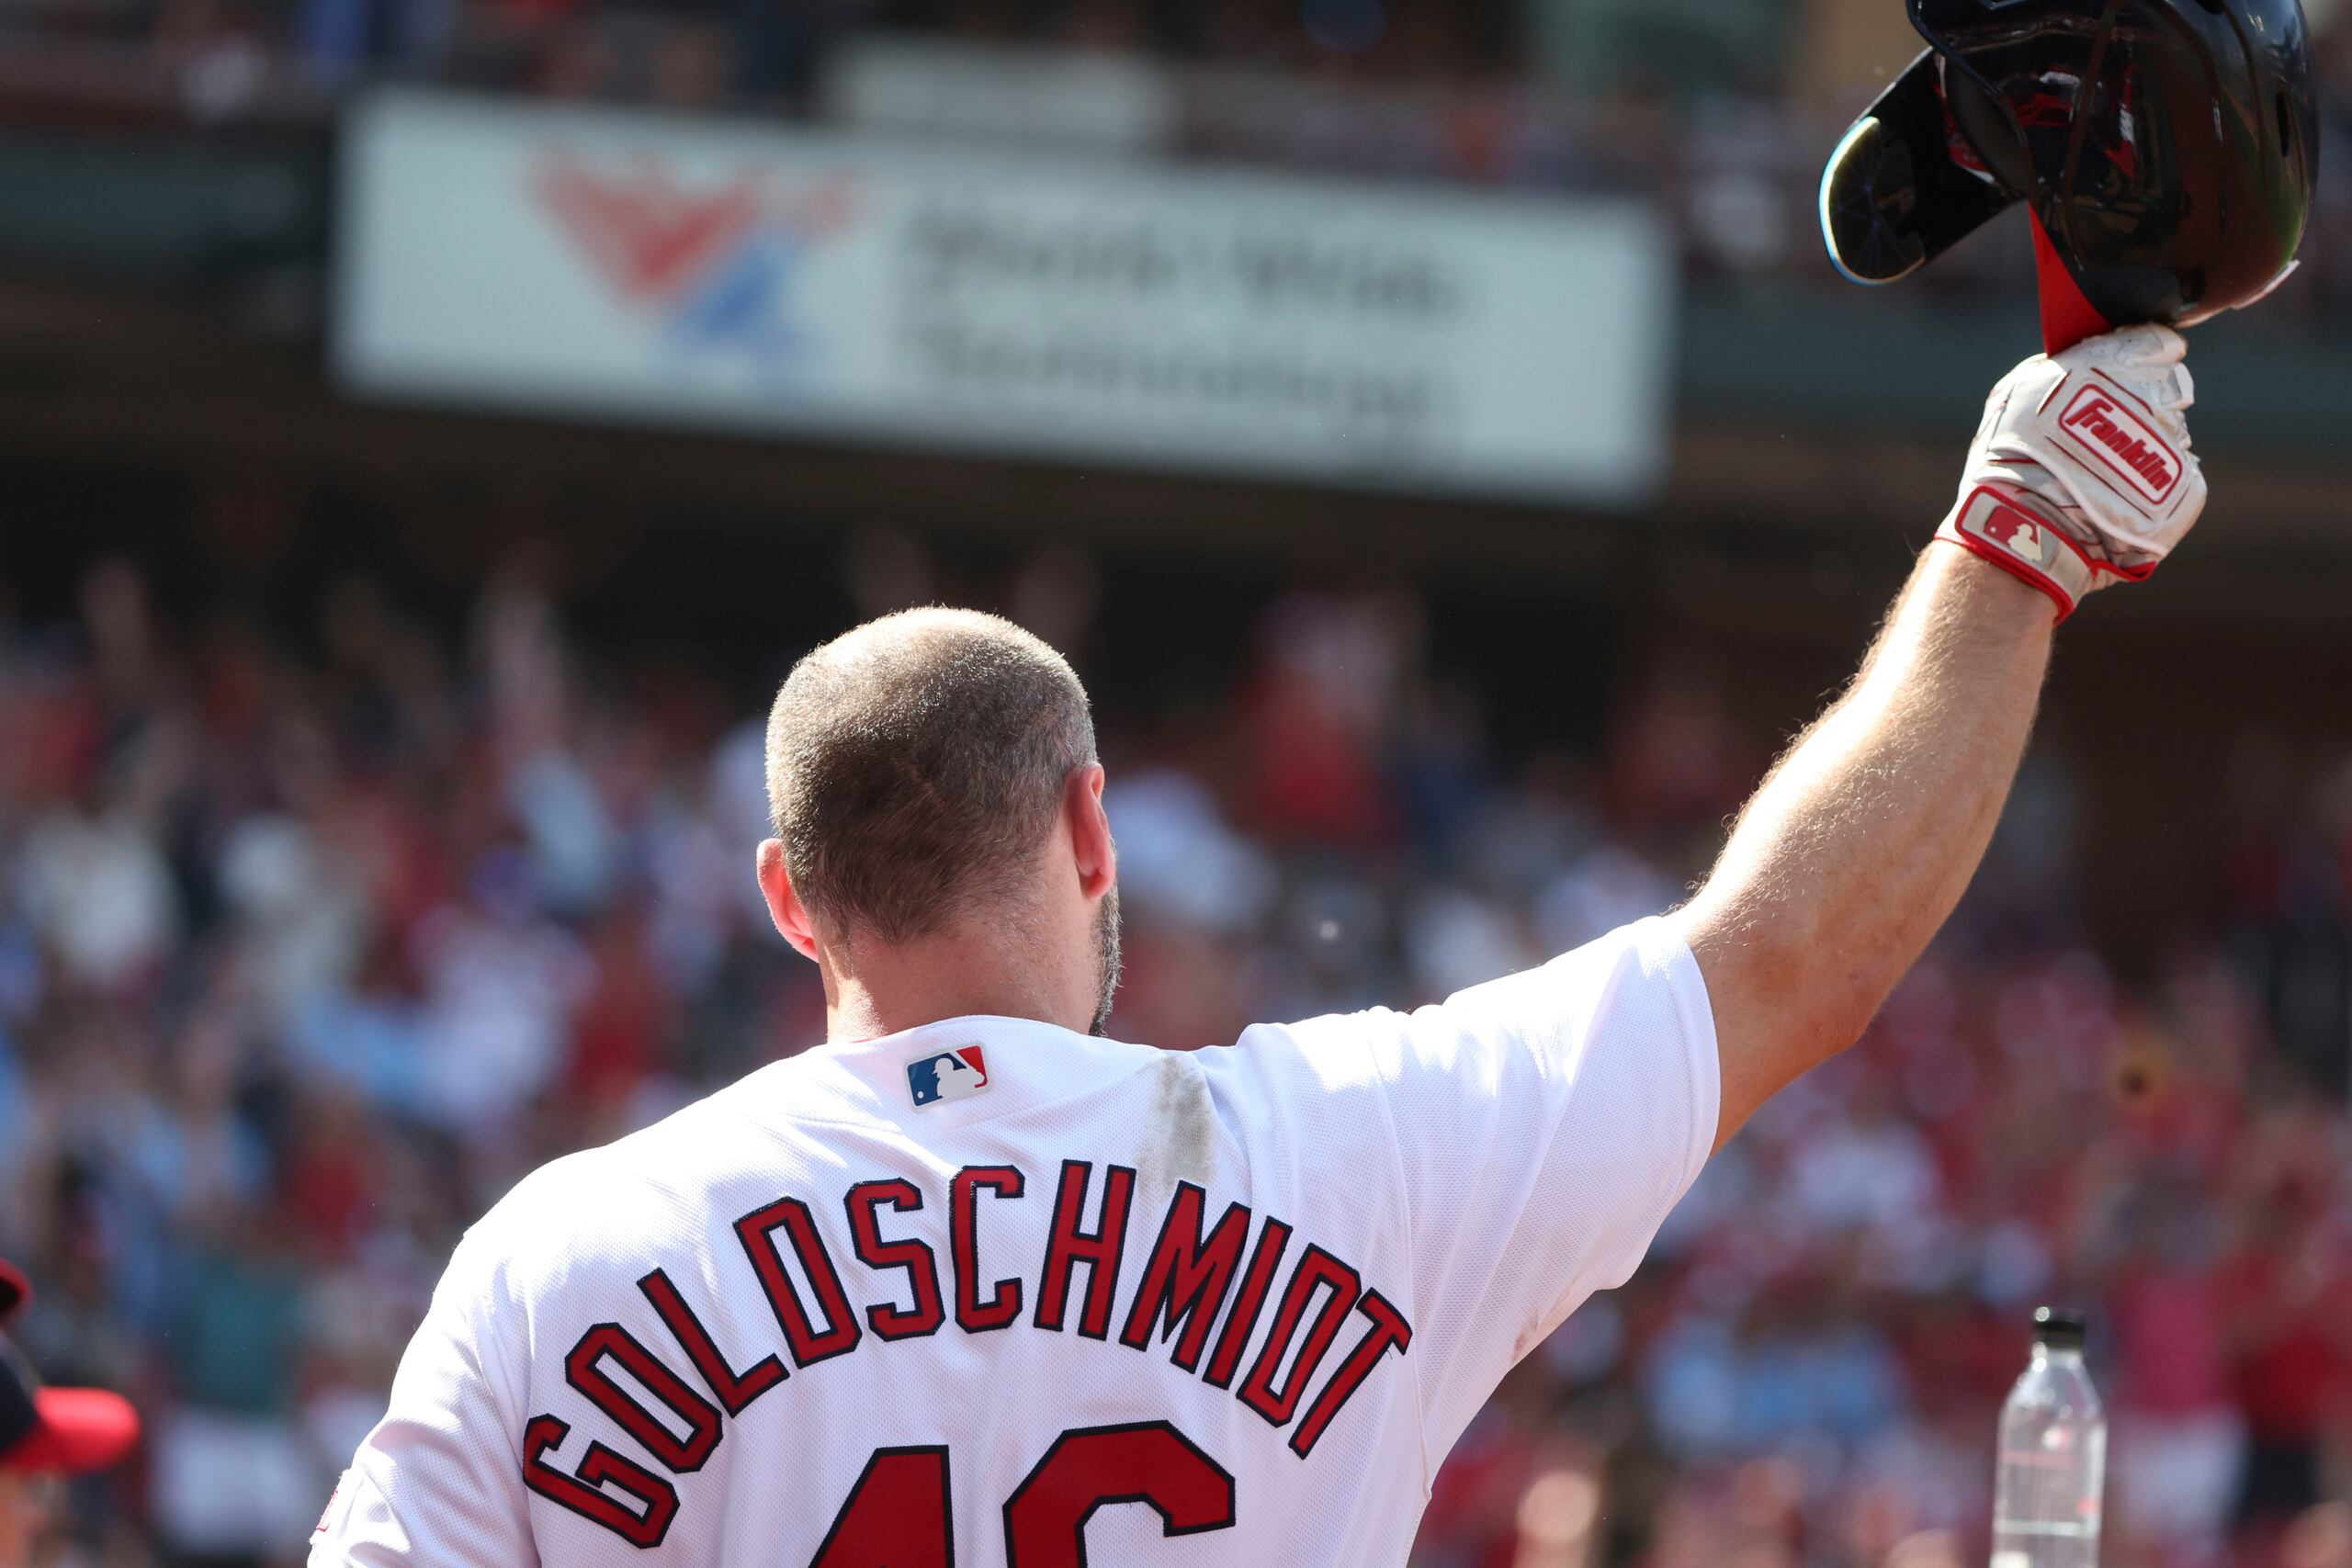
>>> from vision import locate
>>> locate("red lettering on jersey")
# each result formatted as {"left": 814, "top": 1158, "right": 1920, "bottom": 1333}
{"left": 1201, "top": 1216, "right": 1294, "bottom": 1389}
{"left": 807, "top": 1447, "right": 953, "bottom": 1568}
{"left": 563, "top": 1322, "right": 724, "bottom": 1472}
{"left": 843, "top": 1180, "right": 946, "bottom": 1341}
{"left": 1034, "top": 1161, "right": 1137, "bottom": 1340}
{"left": 1289, "top": 1290, "right": 1413, "bottom": 1458}
{"left": 1238, "top": 1246, "right": 1363, "bottom": 1427}
{"left": 638, "top": 1269, "right": 787, "bottom": 1415}
{"left": 522, "top": 1414, "right": 680, "bottom": 1548}
{"left": 1002, "top": 1423, "right": 1236, "bottom": 1568}
{"left": 738, "top": 1197, "right": 864, "bottom": 1368}
{"left": 526, "top": 1167, "right": 1420, "bottom": 1552}
{"left": 950, "top": 1166, "right": 1026, "bottom": 1332}
{"left": 1117, "top": 1183, "right": 1252, "bottom": 1372}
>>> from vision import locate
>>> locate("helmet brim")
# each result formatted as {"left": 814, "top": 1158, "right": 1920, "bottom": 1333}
{"left": 1821, "top": 48, "right": 2022, "bottom": 287}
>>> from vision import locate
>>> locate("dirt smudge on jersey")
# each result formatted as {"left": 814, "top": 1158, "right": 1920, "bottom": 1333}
{"left": 1136, "top": 1054, "right": 1216, "bottom": 1195}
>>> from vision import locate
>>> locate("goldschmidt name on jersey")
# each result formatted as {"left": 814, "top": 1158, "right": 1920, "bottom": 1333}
{"left": 525, "top": 1163, "right": 1411, "bottom": 1548}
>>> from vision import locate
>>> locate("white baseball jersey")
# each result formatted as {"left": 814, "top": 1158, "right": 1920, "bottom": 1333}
{"left": 311, "top": 917, "right": 1718, "bottom": 1568}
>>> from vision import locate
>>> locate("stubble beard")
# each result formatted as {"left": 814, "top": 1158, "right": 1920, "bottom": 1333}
{"left": 1089, "top": 886, "right": 1124, "bottom": 1038}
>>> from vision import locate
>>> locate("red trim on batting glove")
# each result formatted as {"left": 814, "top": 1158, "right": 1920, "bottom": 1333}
{"left": 1935, "top": 485, "right": 2097, "bottom": 620}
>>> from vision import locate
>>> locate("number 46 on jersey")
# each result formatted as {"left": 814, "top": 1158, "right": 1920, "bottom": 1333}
{"left": 815, "top": 1423, "right": 1233, "bottom": 1567}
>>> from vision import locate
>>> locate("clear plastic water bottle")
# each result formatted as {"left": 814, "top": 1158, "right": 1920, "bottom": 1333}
{"left": 1990, "top": 1307, "right": 2107, "bottom": 1568}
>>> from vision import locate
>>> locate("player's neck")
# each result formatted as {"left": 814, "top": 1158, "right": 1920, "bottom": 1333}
{"left": 817, "top": 929, "right": 1087, "bottom": 1044}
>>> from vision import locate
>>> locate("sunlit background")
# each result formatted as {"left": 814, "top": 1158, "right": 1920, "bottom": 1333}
{"left": 0, "top": 0, "right": 2349, "bottom": 1564}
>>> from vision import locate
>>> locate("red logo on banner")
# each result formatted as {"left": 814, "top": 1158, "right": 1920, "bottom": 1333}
{"left": 536, "top": 158, "right": 763, "bottom": 302}
{"left": 533, "top": 153, "right": 854, "bottom": 307}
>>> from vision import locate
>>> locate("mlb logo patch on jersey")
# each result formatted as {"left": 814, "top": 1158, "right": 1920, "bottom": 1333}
{"left": 907, "top": 1046, "right": 990, "bottom": 1109}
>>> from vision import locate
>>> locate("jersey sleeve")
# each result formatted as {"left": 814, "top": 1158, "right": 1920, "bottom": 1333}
{"left": 1329, "top": 915, "right": 1718, "bottom": 1460}
{"left": 309, "top": 1223, "right": 538, "bottom": 1567}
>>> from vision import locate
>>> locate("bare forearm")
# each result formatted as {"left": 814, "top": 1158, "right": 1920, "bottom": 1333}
{"left": 1678, "top": 543, "right": 2056, "bottom": 1145}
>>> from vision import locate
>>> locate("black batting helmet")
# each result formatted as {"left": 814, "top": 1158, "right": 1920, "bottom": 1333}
{"left": 1824, "top": 0, "right": 2319, "bottom": 345}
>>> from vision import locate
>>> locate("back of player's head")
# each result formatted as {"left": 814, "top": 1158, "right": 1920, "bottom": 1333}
{"left": 765, "top": 608, "right": 1097, "bottom": 945}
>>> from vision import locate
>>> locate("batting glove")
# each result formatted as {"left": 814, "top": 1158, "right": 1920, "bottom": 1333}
{"left": 1936, "top": 324, "right": 2206, "bottom": 619}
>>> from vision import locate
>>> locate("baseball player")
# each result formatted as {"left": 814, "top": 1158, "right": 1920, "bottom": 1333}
{"left": 313, "top": 326, "right": 2202, "bottom": 1566}
{"left": 0, "top": 1260, "right": 141, "bottom": 1568}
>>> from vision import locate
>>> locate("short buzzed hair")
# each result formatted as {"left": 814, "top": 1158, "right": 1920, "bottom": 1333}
{"left": 766, "top": 608, "right": 1098, "bottom": 944}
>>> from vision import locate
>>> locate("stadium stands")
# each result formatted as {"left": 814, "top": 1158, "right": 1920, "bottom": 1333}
{"left": 0, "top": 545, "right": 2343, "bottom": 1566}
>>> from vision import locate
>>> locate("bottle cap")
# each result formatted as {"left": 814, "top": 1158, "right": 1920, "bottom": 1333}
{"left": 2032, "top": 1306, "right": 2088, "bottom": 1350}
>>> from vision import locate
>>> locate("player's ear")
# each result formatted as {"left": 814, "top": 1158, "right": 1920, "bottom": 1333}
{"left": 1064, "top": 763, "right": 1115, "bottom": 902}
{"left": 757, "top": 840, "right": 822, "bottom": 963}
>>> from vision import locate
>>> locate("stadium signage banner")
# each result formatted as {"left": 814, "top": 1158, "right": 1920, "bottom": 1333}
{"left": 336, "top": 91, "right": 1673, "bottom": 504}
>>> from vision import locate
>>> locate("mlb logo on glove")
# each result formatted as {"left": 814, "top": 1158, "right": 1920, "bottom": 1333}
{"left": 1953, "top": 489, "right": 2067, "bottom": 572}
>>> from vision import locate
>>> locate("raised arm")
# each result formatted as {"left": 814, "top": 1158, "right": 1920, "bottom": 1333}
{"left": 1674, "top": 546, "right": 2050, "bottom": 1148}
{"left": 1672, "top": 325, "right": 2206, "bottom": 1150}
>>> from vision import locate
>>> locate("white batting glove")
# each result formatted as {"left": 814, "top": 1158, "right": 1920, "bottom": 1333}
{"left": 1936, "top": 324, "right": 2206, "bottom": 619}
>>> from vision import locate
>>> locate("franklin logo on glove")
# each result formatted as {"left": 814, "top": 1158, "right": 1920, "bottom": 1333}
{"left": 1935, "top": 324, "right": 2206, "bottom": 619}
{"left": 2057, "top": 389, "right": 2181, "bottom": 502}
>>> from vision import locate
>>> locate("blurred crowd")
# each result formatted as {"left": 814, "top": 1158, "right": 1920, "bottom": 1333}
{"left": 0, "top": 543, "right": 2345, "bottom": 1568}
{"left": 0, "top": 0, "right": 1611, "bottom": 105}
{"left": 7, "top": 0, "right": 2352, "bottom": 315}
